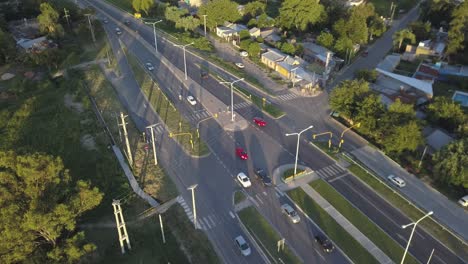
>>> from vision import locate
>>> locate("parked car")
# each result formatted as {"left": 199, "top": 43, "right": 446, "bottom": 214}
{"left": 240, "top": 51, "right": 248, "bottom": 57}
{"left": 115, "top": 27, "right": 122, "bottom": 35}
{"left": 255, "top": 168, "right": 272, "bottom": 186}
{"left": 362, "top": 49, "right": 369, "bottom": 57}
{"left": 145, "top": 62, "right": 154, "bottom": 71}
{"left": 235, "top": 147, "right": 248, "bottom": 160}
{"left": 253, "top": 117, "right": 267, "bottom": 127}
{"left": 186, "top": 95, "right": 197, "bottom": 106}
{"left": 235, "top": 62, "right": 245, "bottom": 69}
{"left": 235, "top": 235, "right": 251, "bottom": 256}
{"left": 281, "top": 204, "right": 300, "bottom": 223}
{"left": 387, "top": 175, "right": 406, "bottom": 188}
{"left": 315, "top": 234, "right": 334, "bottom": 253}
{"left": 103, "top": 18, "right": 109, "bottom": 24}
{"left": 458, "top": 195, "right": 468, "bottom": 207}
{"left": 124, "top": 19, "right": 131, "bottom": 25}
{"left": 237, "top": 172, "right": 251, "bottom": 188}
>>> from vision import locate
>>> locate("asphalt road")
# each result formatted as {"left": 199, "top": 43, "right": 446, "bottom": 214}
{"left": 86, "top": 0, "right": 467, "bottom": 263}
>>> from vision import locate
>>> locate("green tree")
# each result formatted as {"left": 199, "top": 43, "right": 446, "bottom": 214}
{"left": 316, "top": 31, "right": 334, "bottom": 49}
{"left": 355, "top": 93, "right": 385, "bottom": 138}
{"left": 0, "top": 151, "right": 103, "bottom": 263}
{"left": 433, "top": 139, "right": 468, "bottom": 188}
{"left": 381, "top": 120, "right": 423, "bottom": 154}
{"left": 329, "top": 79, "right": 371, "bottom": 119}
{"left": 392, "top": 28, "right": 416, "bottom": 50}
{"left": 256, "top": 13, "right": 272, "bottom": 28}
{"left": 368, "top": 15, "right": 386, "bottom": 39}
{"left": 333, "top": 36, "right": 353, "bottom": 54}
{"left": 420, "top": 0, "right": 455, "bottom": 28}
{"left": 239, "top": 29, "right": 250, "bottom": 40}
{"left": 132, "top": 0, "right": 154, "bottom": 15}
{"left": 198, "top": 0, "right": 241, "bottom": 30}
{"left": 280, "top": 42, "right": 296, "bottom": 54}
{"left": 0, "top": 28, "right": 16, "bottom": 64}
{"left": 447, "top": 1, "right": 468, "bottom": 55}
{"left": 244, "top": 1, "right": 265, "bottom": 17}
{"left": 37, "top": 2, "right": 64, "bottom": 38}
{"left": 277, "top": 0, "right": 325, "bottom": 32}
{"left": 240, "top": 39, "right": 252, "bottom": 51}
{"left": 355, "top": 69, "right": 378, "bottom": 83}
{"left": 409, "top": 21, "right": 431, "bottom": 41}
{"left": 165, "top": 6, "right": 200, "bottom": 32}
{"left": 247, "top": 41, "right": 261, "bottom": 57}
{"left": 427, "top": 97, "right": 466, "bottom": 132}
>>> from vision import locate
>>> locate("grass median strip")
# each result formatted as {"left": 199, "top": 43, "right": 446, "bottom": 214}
{"left": 287, "top": 188, "right": 379, "bottom": 264}
{"left": 346, "top": 159, "right": 468, "bottom": 259}
{"left": 235, "top": 86, "right": 285, "bottom": 118}
{"left": 238, "top": 207, "right": 301, "bottom": 264}
{"left": 310, "top": 179, "right": 419, "bottom": 264}
{"left": 126, "top": 52, "right": 210, "bottom": 157}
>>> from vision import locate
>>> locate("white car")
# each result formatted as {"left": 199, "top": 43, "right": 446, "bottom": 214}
{"left": 235, "top": 235, "right": 251, "bottom": 256}
{"left": 281, "top": 204, "right": 300, "bottom": 223}
{"left": 145, "top": 62, "right": 154, "bottom": 71}
{"left": 387, "top": 175, "right": 406, "bottom": 188}
{"left": 235, "top": 62, "right": 245, "bottom": 69}
{"left": 115, "top": 27, "right": 122, "bottom": 35}
{"left": 240, "top": 51, "right": 248, "bottom": 57}
{"left": 186, "top": 95, "right": 197, "bottom": 106}
{"left": 458, "top": 195, "right": 468, "bottom": 207}
{"left": 237, "top": 172, "right": 251, "bottom": 188}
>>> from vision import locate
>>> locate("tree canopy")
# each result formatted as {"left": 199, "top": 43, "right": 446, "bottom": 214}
{"left": 165, "top": 6, "right": 201, "bottom": 32}
{"left": 37, "top": 2, "right": 64, "bottom": 38}
{"left": 329, "top": 79, "right": 371, "bottom": 120}
{"left": 0, "top": 151, "right": 103, "bottom": 263}
{"left": 276, "top": 0, "right": 325, "bottom": 32}
{"left": 132, "top": 0, "right": 154, "bottom": 15}
{"left": 198, "top": 0, "right": 241, "bottom": 30}
{"left": 427, "top": 97, "right": 467, "bottom": 132}
{"left": 447, "top": 0, "right": 468, "bottom": 55}
{"left": 433, "top": 139, "right": 468, "bottom": 188}
{"left": 393, "top": 28, "right": 416, "bottom": 50}
{"left": 316, "top": 31, "right": 334, "bottom": 49}
{"left": 0, "top": 28, "right": 16, "bottom": 64}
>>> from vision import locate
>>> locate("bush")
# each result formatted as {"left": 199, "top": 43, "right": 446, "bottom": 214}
{"left": 355, "top": 69, "right": 378, "bottom": 83}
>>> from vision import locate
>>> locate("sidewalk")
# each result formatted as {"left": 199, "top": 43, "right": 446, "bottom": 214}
{"left": 272, "top": 164, "right": 393, "bottom": 264}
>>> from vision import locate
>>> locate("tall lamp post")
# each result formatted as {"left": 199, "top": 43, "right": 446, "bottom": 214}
{"left": 400, "top": 211, "right": 434, "bottom": 264}
{"left": 146, "top": 124, "right": 159, "bottom": 165}
{"left": 202, "top": 15, "right": 207, "bottom": 37}
{"left": 291, "top": 67, "right": 298, "bottom": 88}
{"left": 145, "top": 20, "right": 163, "bottom": 53}
{"left": 285, "top": 125, "right": 314, "bottom": 176}
{"left": 187, "top": 184, "right": 198, "bottom": 229}
{"left": 174, "top": 42, "right": 194, "bottom": 81}
{"left": 220, "top": 78, "right": 244, "bottom": 122}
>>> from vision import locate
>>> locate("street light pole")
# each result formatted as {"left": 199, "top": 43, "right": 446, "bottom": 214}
{"left": 174, "top": 42, "right": 194, "bottom": 81}
{"left": 187, "top": 184, "right": 198, "bottom": 229}
{"left": 291, "top": 67, "right": 298, "bottom": 88}
{"left": 220, "top": 78, "right": 244, "bottom": 122}
{"left": 203, "top": 15, "right": 207, "bottom": 37}
{"left": 400, "top": 211, "right": 434, "bottom": 264}
{"left": 285, "top": 125, "right": 314, "bottom": 176}
{"left": 145, "top": 20, "right": 162, "bottom": 53}
{"left": 146, "top": 124, "right": 159, "bottom": 165}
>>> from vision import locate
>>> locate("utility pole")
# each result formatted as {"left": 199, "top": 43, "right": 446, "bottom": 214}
{"left": 220, "top": 78, "right": 244, "bottom": 122}
{"left": 159, "top": 214, "right": 166, "bottom": 244}
{"left": 418, "top": 145, "right": 428, "bottom": 169}
{"left": 145, "top": 20, "right": 162, "bottom": 53}
{"left": 285, "top": 125, "right": 314, "bottom": 176}
{"left": 63, "top": 8, "right": 71, "bottom": 29}
{"left": 112, "top": 200, "right": 132, "bottom": 254}
{"left": 187, "top": 184, "right": 198, "bottom": 229}
{"left": 291, "top": 67, "right": 298, "bottom": 88}
{"left": 85, "top": 14, "right": 96, "bottom": 43}
{"left": 174, "top": 42, "right": 194, "bottom": 81}
{"left": 203, "top": 15, "right": 207, "bottom": 37}
{"left": 119, "top": 112, "right": 133, "bottom": 166}
{"left": 146, "top": 124, "right": 159, "bottom": 165}
{"left": 390, "top": 2, "right": 397, "bottom": 24}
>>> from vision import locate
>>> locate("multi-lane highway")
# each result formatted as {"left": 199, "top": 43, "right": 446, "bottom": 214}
{"left": 85, "top": 0, "right": 467, "bottom": 263}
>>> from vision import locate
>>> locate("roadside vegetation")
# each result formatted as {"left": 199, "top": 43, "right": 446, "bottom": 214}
{"left": 238, "top": 207, "right": 302, "bottom": 264}
{"left": 125, "top": 52, "right": 210, "bottom": 157}
{"left": 310, "top": 180, "right": 419, "bottom": 264}
{"left": 288, "top": 188, "right": 379, "bottom": 264}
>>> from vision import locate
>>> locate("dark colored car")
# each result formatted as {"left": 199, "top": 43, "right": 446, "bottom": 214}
{"left": 124, "top": 20, "right": 131, "bottom": 26}
{"left": 255, "top": 168, "right": 272, "bottom": 186}
{"left": 315, "top": 234, "right": 334, "bottom": 253}
{"left": 201, "top": 70, "right": 209, "bottom": 79}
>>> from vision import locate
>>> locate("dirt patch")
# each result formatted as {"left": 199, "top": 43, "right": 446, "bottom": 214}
{"left": 64, "top": 93, "right": 84, "bottom": 113}
{"left": 0, "top": 91, "right": 17, "bottom": 101}
{"left": 81, "top": 134, "right": 97, "bottom": 151}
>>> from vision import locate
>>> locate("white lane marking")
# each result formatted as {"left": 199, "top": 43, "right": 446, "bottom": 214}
{"left": 208, "top": 215, "right": 217, "bottom": 227}
{"left": 229, "top": 211, "right": 236, "bottom": 219}
{"left": 197, "top": 219, "right": 206, "bottom": 230}
{"left": 275, "top": 192, "right": 280, "bottom": 198}
{"left": 249, "top": 196, "right": 259, "bottom": 207}
{"left": 434, "top": 254, "right": 447, "bottom": 264}
{"left": 328, "top": 174, "right": 348, "bottom": 183}
{"left": 202, "top": 217, "right": 211, "bottom": 229}
{"left": 263, "top": 191, "right": 267, "bottom": 196}
{"left": 256, "top": 195, "right": 264, "bottom": 204}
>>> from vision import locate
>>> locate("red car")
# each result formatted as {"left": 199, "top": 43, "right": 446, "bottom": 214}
{"left": 236, "top": 147, "right": 248, "bottom": 160}
{"left": 253, "top": 117, "right": 267, "bottom": 127}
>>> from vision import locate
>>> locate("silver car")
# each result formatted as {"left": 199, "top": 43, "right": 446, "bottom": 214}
{"left": 235, "top": 235, "right": 251, "bottom": 256}
{"left": 281, "top": 204, "right": 300, "bottom": 223}
{"left": 387, "top": 175, "right": 406, "bottom": 188}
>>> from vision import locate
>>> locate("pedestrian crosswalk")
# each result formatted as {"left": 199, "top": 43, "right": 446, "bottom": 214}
{"left": 187, "top": 109, "right": 211, "bottom": 122}
{"left": 276, "top": 93, "right": 300, "bottom": 101}
{"left": 145, "top": 123, "right": 165, "bottom": 140}
{"left": 233, "top": 101, "right": 251, "bottom": 110}
{"left": 177, "top": 196, "right": 231, "bottom": 231}
{"left": 315, "top": 164, "right": 348, "bottom": 182}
